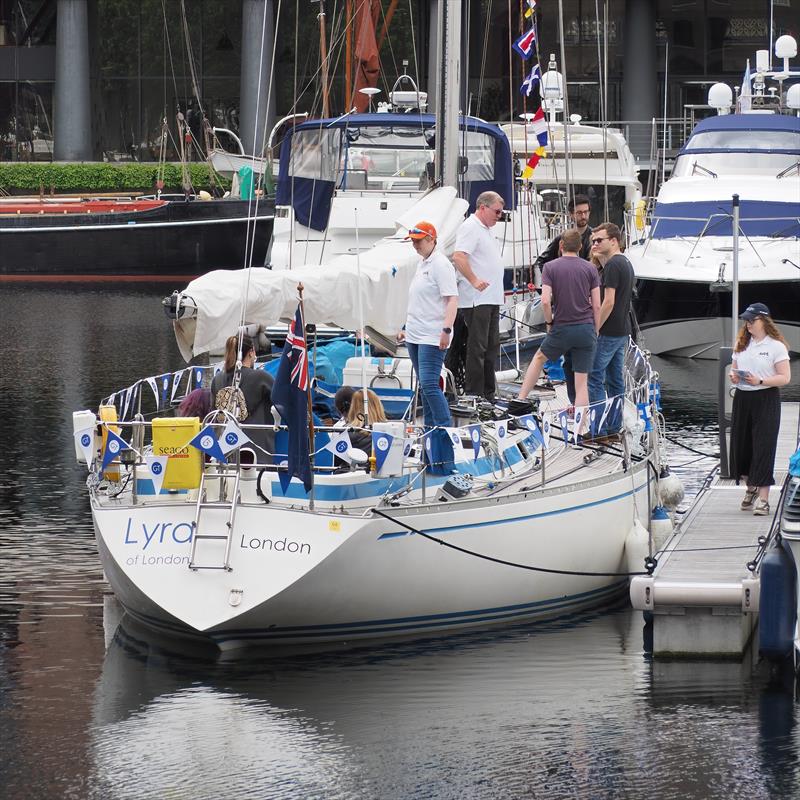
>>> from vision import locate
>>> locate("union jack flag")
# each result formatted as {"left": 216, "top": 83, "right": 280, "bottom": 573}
{"left": 286, "top": 306, "right": 309, "bottom": 391}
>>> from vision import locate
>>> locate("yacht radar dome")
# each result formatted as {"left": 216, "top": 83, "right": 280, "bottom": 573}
{"left": 775, "top": 35, "right": 797, "bottom": 61}
{"left": 787, "top": 83, "right": 800, "bottom": 111}
{"left": 541, "top": 54, "right": 565, "bottom": 112}
{"left": 708, "top": 83, "right": 733, "bottom": 114}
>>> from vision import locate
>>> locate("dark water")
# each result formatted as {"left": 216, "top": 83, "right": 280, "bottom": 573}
{"left": 1, "top": 283, "right": 798, "bottom": 800}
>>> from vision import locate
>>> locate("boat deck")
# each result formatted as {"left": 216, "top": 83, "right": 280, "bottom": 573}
{"left": 630, "top": 402, "right": 800, "bottom": 657}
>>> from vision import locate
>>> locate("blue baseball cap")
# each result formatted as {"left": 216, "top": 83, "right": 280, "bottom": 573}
{"left": 739, "top": 303, "right": 770, "bottom": 321}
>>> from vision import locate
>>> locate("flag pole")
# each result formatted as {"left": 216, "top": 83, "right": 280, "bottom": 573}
{"left": 354, "top": 209, "right": 369, "bottom": 423}
{"left": 298, "top": 282, "right": 315, "bottom": 509}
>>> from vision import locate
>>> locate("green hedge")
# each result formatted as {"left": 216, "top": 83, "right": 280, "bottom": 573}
{"left": 0, "top": 162, "right": 231, "bottom": 193}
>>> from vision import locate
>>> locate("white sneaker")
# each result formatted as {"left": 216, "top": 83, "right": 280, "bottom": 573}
{"left": 753, "top": 499, "right": 770, "bottom": 517}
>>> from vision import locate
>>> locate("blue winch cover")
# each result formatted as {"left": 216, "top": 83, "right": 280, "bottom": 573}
{"left": 651, "top": 199, "right": 800, "bottom": 238}
{"left": 276, "top": 113, "right": 514, "bottom": 232}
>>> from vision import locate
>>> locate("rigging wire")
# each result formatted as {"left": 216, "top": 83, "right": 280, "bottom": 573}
{"left": 371, "top": 508, "right": 651, "bottom": 577}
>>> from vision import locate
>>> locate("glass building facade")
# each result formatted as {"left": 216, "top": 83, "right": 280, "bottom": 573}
{"left": 0, "top": 0, "right": 796, "bottom": 162}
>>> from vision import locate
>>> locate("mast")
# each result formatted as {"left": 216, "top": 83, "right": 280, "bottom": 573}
{"left": 316, "top": 0, "right": 331, "bottom": 117}
{"left": 345, "top": 0, "right": 353, "bottom": 111}
{"left": 557, "top": 0, "right": 572, "bottom": 210}
{"left": 435, "top": 0, "right": 461, "bottom": 189}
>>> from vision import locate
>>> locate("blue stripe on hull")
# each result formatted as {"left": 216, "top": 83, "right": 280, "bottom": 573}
{"left": 121, "top": 581, "right": 627, "bottom": 646}
{"left": 379, "top": 481, "right": 646, "bottom": 539}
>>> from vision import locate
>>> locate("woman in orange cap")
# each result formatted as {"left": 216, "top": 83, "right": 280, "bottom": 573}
{"left": 398, "top": 221, "right": 459, "bottom": 471}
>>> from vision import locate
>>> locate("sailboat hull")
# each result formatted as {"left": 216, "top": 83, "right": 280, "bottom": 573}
{"left": 92, "top": 464, "right": 648, "bottom": 650}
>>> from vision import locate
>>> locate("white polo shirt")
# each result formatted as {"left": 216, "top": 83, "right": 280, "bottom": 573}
{"left": 404, "top": 250, "right": 458, "bottom": 346}
{"left": 454, "top": 214, "right": 504, "bottom": 307}
{"left": 734, "top": 334, "right": 789, "bottom": 391}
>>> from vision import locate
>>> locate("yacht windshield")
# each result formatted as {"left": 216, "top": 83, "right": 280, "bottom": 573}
{"left": 673, "top": 151, "right": 800, "bottom": 177}
{"left": 684, "top": 130, "right": 800, "bottom": 151}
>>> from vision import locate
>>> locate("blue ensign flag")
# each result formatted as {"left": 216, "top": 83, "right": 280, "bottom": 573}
{"left": 272, "top": 303, "right": 313, "bottom": 493}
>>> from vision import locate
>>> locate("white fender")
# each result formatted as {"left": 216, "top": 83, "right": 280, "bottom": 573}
{"left": 624, "top": 519, "right": 650, "bottom": 576}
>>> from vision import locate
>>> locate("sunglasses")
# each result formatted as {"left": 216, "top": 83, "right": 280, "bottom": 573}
{"left": 408, "top": 228, "right": 431, "bottom": 238}
{"left": 493, "top": 208, "right": 504, "bottom": 217}
{"left": 590, "top": 236, "right": 609, "bottom": 245}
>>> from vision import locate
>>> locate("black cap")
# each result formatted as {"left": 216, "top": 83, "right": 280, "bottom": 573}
{"left": 740, "top": 302, "right": 770, "bottom": 321}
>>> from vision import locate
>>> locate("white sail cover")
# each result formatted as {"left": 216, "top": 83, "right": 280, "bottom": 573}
{"left": 173, "top": 187, "right": 469, "bottom": 360}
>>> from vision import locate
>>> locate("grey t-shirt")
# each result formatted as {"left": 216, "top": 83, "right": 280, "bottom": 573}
{"left": 541, "top": 255, "right": 600, "bottom": 326}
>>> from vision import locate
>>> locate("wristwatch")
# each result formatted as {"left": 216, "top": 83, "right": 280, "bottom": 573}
{"left": 442, "top": 327, "right": 452, "bottom": 334}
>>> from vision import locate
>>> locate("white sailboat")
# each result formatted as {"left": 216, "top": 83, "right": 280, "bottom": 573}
{"left": 75, "top": 1, "right": 670, "bottom": 652}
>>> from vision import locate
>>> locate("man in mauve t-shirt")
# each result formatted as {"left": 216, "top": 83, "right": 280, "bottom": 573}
{"left": 588, "top": 222, "right": 635, "bottom": 438}
{"left": 517, "top": 228, "right": 600, "bottom": 415}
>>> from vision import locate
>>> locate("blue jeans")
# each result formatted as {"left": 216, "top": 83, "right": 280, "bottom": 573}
{"left": 589, "top": 335, "right": 628, "bottom": 433}
{"left": 406, "top": 342, "right": 451, "bottom": 427}
{"left": 407, "top": 342, "right": 454, "bottom": 474}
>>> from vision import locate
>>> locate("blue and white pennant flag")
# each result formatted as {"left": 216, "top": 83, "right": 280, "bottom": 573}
{"left": 598, "top": 396, "right": 621, "bottom": 433}
{"left": 493, "top": 419, "right": 517, "bottom": 451}
{"left": 540, "top": 412, "right": 551, "bottom": 449}
{"left": 518, "top": 414, "right": 544, "bottom": 449}
{"left": 101, "top": 429, "right": 131, "bottom": 472}
{"left": 188, "top": 425, "right": 227, "bottom": 462}
{"left": 325, "top": 430, "right": 354, "bottom": 464}
{"left": 557, "top": 409, "right": 570, "bottom": 444}
{"left": 467, "top": 424, "right": 481, "bottom": 460}
{"left": 74, "top": 427, "right": 96, "bottom": 466}
{"left": 219, "top": 420, "right": 252, "bottom": 455}
{"left": 372, "top": 431, "right": 394, "bottom": 471}
{"left": 649, "top": 380, "right": 662, "bottom": 412}
{"left": 144, "top": 455, "right": 169, "bottom": 494}
{"left": 637, "top": 402, "right": 654, "bottom": 432}
{"left": 574, "top": 406, "right": 586, "bottom": 438}
{"left": 444, "top": 428, "right": 466, "bottom": 463}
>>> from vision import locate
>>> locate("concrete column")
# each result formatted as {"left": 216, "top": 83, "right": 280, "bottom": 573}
{"left": 622, "top": 0, "right": 658, "bottom": 162}
{"left": 427, "top": 0, "right": 440, "bottom": 113}
{"left": 240, "top": 0, "right": 276, "bottom": 156}
{"left": 53, "top": 0, "right": 91, "bottom": 161}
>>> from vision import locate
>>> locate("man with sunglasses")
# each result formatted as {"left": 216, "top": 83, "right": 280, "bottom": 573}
{"left": 452, "top": 191, "right": 506, "bottom": 400}
{"left": 587, "top": 222, "right": 635, "bottom": 441}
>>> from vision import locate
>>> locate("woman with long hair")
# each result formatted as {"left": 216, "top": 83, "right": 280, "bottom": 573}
{"left": 346, "top": 389, "right": 388, "bottom": 427}
{"left": 211, "top": 334, "right": 275, "bottom": 458}
{"left": 729, "top": 303, "right": 791, "bottom": 516}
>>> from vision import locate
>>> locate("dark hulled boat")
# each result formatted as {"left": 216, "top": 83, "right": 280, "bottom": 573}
{"left": 0, "top": 194, "right": 274, "bottom": 278}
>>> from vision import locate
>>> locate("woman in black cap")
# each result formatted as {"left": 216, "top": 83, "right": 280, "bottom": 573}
{"left": 729, "top": 303, "right": 791, "bottom": 516}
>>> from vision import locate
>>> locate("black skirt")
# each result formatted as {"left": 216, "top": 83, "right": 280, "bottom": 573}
{"left": 730, "top": 386, "right": 781, "bottom": 487}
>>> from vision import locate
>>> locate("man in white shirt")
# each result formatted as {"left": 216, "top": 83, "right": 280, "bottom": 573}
{"left": 453, "top": 191, "right": 505, "bottom": 400}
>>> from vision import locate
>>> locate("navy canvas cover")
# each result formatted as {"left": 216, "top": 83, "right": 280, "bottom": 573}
{"left": 275, "top": 113, "right": 514, "bottom": 232}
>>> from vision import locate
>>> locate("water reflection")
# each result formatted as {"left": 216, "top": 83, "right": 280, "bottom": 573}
{"left": 79, "top": 601, "right": 798, "bottom": 800}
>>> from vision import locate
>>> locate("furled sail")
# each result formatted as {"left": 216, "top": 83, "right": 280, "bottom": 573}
{"left": 173, "top": 187, "right": 468, "bottom": 360}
